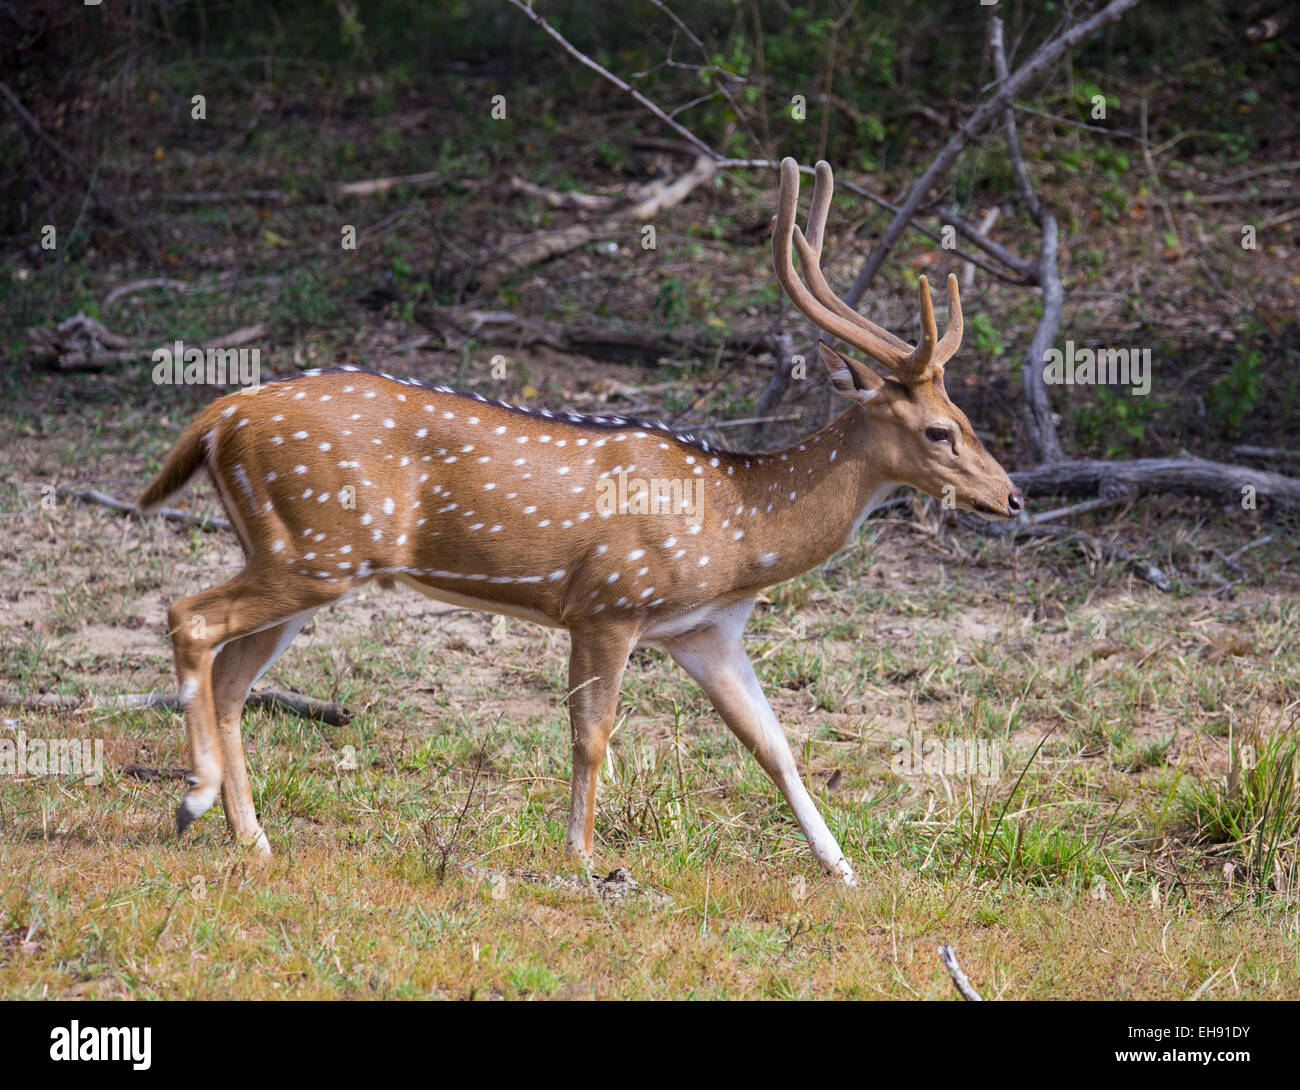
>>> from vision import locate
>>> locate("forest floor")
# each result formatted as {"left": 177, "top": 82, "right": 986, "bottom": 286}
{"left": 2, "top": 61, "right": 1299, "bottom": 998}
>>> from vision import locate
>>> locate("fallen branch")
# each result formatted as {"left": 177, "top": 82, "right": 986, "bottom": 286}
{"left": 54, "top": 486, "right": 231, "bottom": 533}
{"left": 1246, "top": 3, "right": 1300, "bottom": 40}
{"left": 1262, "top": 205, "right": 1300, "bottom": 230}
{"left": 506, "top": 176, "right": 625, "bottom": 211}
{"left": 1230, "top": 445, "right": 1300, "bottom": 461}
{"left": 25, "top": 313, "right": 267, "bottom": 373}
{"left": 1170, "top": 191, "right": 1295, "bottom": 206}
{"left": 420, "top": 304, "right": 764, "bottom": 364}
{"left": 3, "top": 689, "right": 351, "bottom": 727}
{"left": 1012, "top": 456, "right": 1300, "bottom": 513}
{"left": 149, "top": 189, "right": 293, "bottom": 205}
{"left": 1225, "top": 534, "right": 1275, "bottom": 565}
{"left": 336, "top": 170, "right": 444, "bottom": 198}
{"left": 1219, "top": 159, "right": 1300, "bottom": 185}
{"left": 938, "top": 944, "right": 984, "bottom": 1001}
{"left": 710, "top": 411, "right": 802, "bottom": 430}
{"left": 103, "top": 278, "right": 191, "bottom": 307}
{"left": 244, "top": 689, "right": 352, "bottom": 726}
{"left": 750, "top": 328, "right": 799, "bottom": 444}
{"left": 1028, "top": 495, "right": 1129, "bottom": 524}
{"left": 472, "top": 152, "right": 717, "bottom": 293}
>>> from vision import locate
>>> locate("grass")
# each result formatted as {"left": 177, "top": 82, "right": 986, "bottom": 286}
{"left": 2, "top": 27, "right": 1298, "bottom": 997}
{"left": 1180, "top": 712, "right": 1300, "bottom": 897}
{"left": 1, "top": 361, "right": 1298, "bottom": 997}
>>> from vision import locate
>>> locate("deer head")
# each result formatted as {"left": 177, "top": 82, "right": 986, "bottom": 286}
{"left": 773, "top": 157, "right": 1022, "bottom": 520}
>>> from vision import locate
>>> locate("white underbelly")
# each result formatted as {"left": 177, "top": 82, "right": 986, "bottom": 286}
{"left": 394, "top": 574, "right": 560, "bottom": 627}
{"left": 641, "top": 597, "right": 746, "bottom": 643}
{"left": 395, "top": 575, "right": 753, "bottom": 643}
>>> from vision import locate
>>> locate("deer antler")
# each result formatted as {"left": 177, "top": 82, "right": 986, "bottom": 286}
{"left": 772, "top": 157, "right": 963, "bottom": 384}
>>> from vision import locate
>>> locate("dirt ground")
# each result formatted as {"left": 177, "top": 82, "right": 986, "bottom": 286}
{"left": 1, "top": 347, "right": 1298, "bottom": 999}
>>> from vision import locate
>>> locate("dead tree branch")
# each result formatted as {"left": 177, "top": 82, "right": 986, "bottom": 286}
{"left": 750, "top": 327, "right": 799, "bottom": 444}
{"left": 505, "top": 0, "right": 716, "bottom": 159}
{"left": 938, "top": 944, "right": 984, "bottom": 1001}
{"left": 3, "top": 689, "right": 351, "bottom": 727}
{"left": 472, "top": 153, "right": 716, "bottom": 293}
{"left": 507, "top": 176, "right": 632, "bottom": 211}
{"left": 26, "top": 313, "right": 266, "bottom": 373}
{"left": 335, "top": 170, "right": 443, "bottom": 198}
{"left": 841, "top": 0, "right": 1143, "bottom": 311}
{"left": 1012, "top": 456, "right": 1300, "bottom": 513}
{"left": 421, "top": 304, "right": 765, "bottom": 364}
{"left": 991, "top": 15, "right": 1066, "bottom": 463}
{"left": 53, "top": 486, "right": 231, "bottom": 533}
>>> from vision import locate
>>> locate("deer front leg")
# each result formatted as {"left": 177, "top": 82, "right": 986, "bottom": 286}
{"left": 564, "top": 620, "right": 638, "bottom": 868}
{"left": 663, "top": 602, "right": 856, "bottom": 886}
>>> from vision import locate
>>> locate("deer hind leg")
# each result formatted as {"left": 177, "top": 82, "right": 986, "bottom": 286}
{"left": 564, "top": 620, "right": 639, "bottom": 868}
{"left": 662, "top": 602, "right": 856, "bottom": 886}
{"left": 167, "top": 573, "right": 336, "bottom": 840}
{"left": 210, "top": 609, "right": 318, "bottom": 855}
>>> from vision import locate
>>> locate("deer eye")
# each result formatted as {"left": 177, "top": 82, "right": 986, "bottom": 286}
{"left": 924, "top": 426, "right": 951, "bottom": 444}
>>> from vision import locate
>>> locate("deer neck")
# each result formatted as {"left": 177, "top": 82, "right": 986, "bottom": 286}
{"left": 723, "top": 405, "right": 898, "bottom": 591}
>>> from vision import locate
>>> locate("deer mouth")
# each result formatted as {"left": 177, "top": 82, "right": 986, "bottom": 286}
{"left": 970, "top": 498, "right": 1014, "bottom": 521}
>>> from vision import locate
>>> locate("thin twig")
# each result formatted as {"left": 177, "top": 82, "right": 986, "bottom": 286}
{"left": 335, "top": 171, "right": 444, "bottom": 198}
{"left": 103, "top": 278, "right": 190, "bottom": 307}
{"left": 1029, "top": 495, "right": 1128, "bottom": 524}
{"left": 428, "top": 720, "right": 499, "bottom": 882}
{"left": 1011, "top": 100, "right": 1140, "bottom": 140}
{"left": 1140, "top": 93, "right": 1181, "bottom": 249}
{"left": 505, "top": 0, "right": 715, "bottom": 158}
{"left": 710, "top": 411, "right": 803, "bottom": 429}
{"left": 53, "top": 486, "right": 231, "bottom": 533}
{"left": 2, "top": 689, "right": 351, "bottom": 727}
{"left": 842, "top": 0, "right": 1143, "bottom": 309}
{"left": 938, "top": 943, "right": 984, "bottom": 1001}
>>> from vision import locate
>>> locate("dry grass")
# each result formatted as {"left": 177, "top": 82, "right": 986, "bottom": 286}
{"left": 2, "top": 365, "right": 1299, "bottom": 1000}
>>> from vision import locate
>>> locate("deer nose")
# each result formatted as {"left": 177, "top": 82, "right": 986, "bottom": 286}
{"left": 1007, "top": 489, "right": 1024, "bottom": 516}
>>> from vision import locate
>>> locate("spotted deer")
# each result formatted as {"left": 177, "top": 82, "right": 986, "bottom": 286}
{"left": 138, "top": 158, "right": 1021, "bottom": 885}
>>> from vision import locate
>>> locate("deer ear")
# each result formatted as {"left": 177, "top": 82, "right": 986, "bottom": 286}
{"left": 818, "top": 342, "right": 885, "bottom": 404}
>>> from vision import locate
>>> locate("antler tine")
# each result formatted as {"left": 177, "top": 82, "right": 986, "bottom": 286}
{"left": 772, "top": 158, "right": 904, "bottom": 366}
{"left": 909, "top": 274, "right": 939, "bottom": 380}
{"left": 902, "top": 273, "right": 964, "bottom": 382}
{"left": 774, "top": 158, "right": 912, "bottom": 373}
{"left": 934, "top": 273, "right": 964, "bottom": 367}
{"left": 791, "top": 161, "right": 914, "bottom": 360}
{"left": 803, "top": 159, "right": 833, "bottom": 254}
{"left": 774, "top": 159, "right": 967, "bottom": 383}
